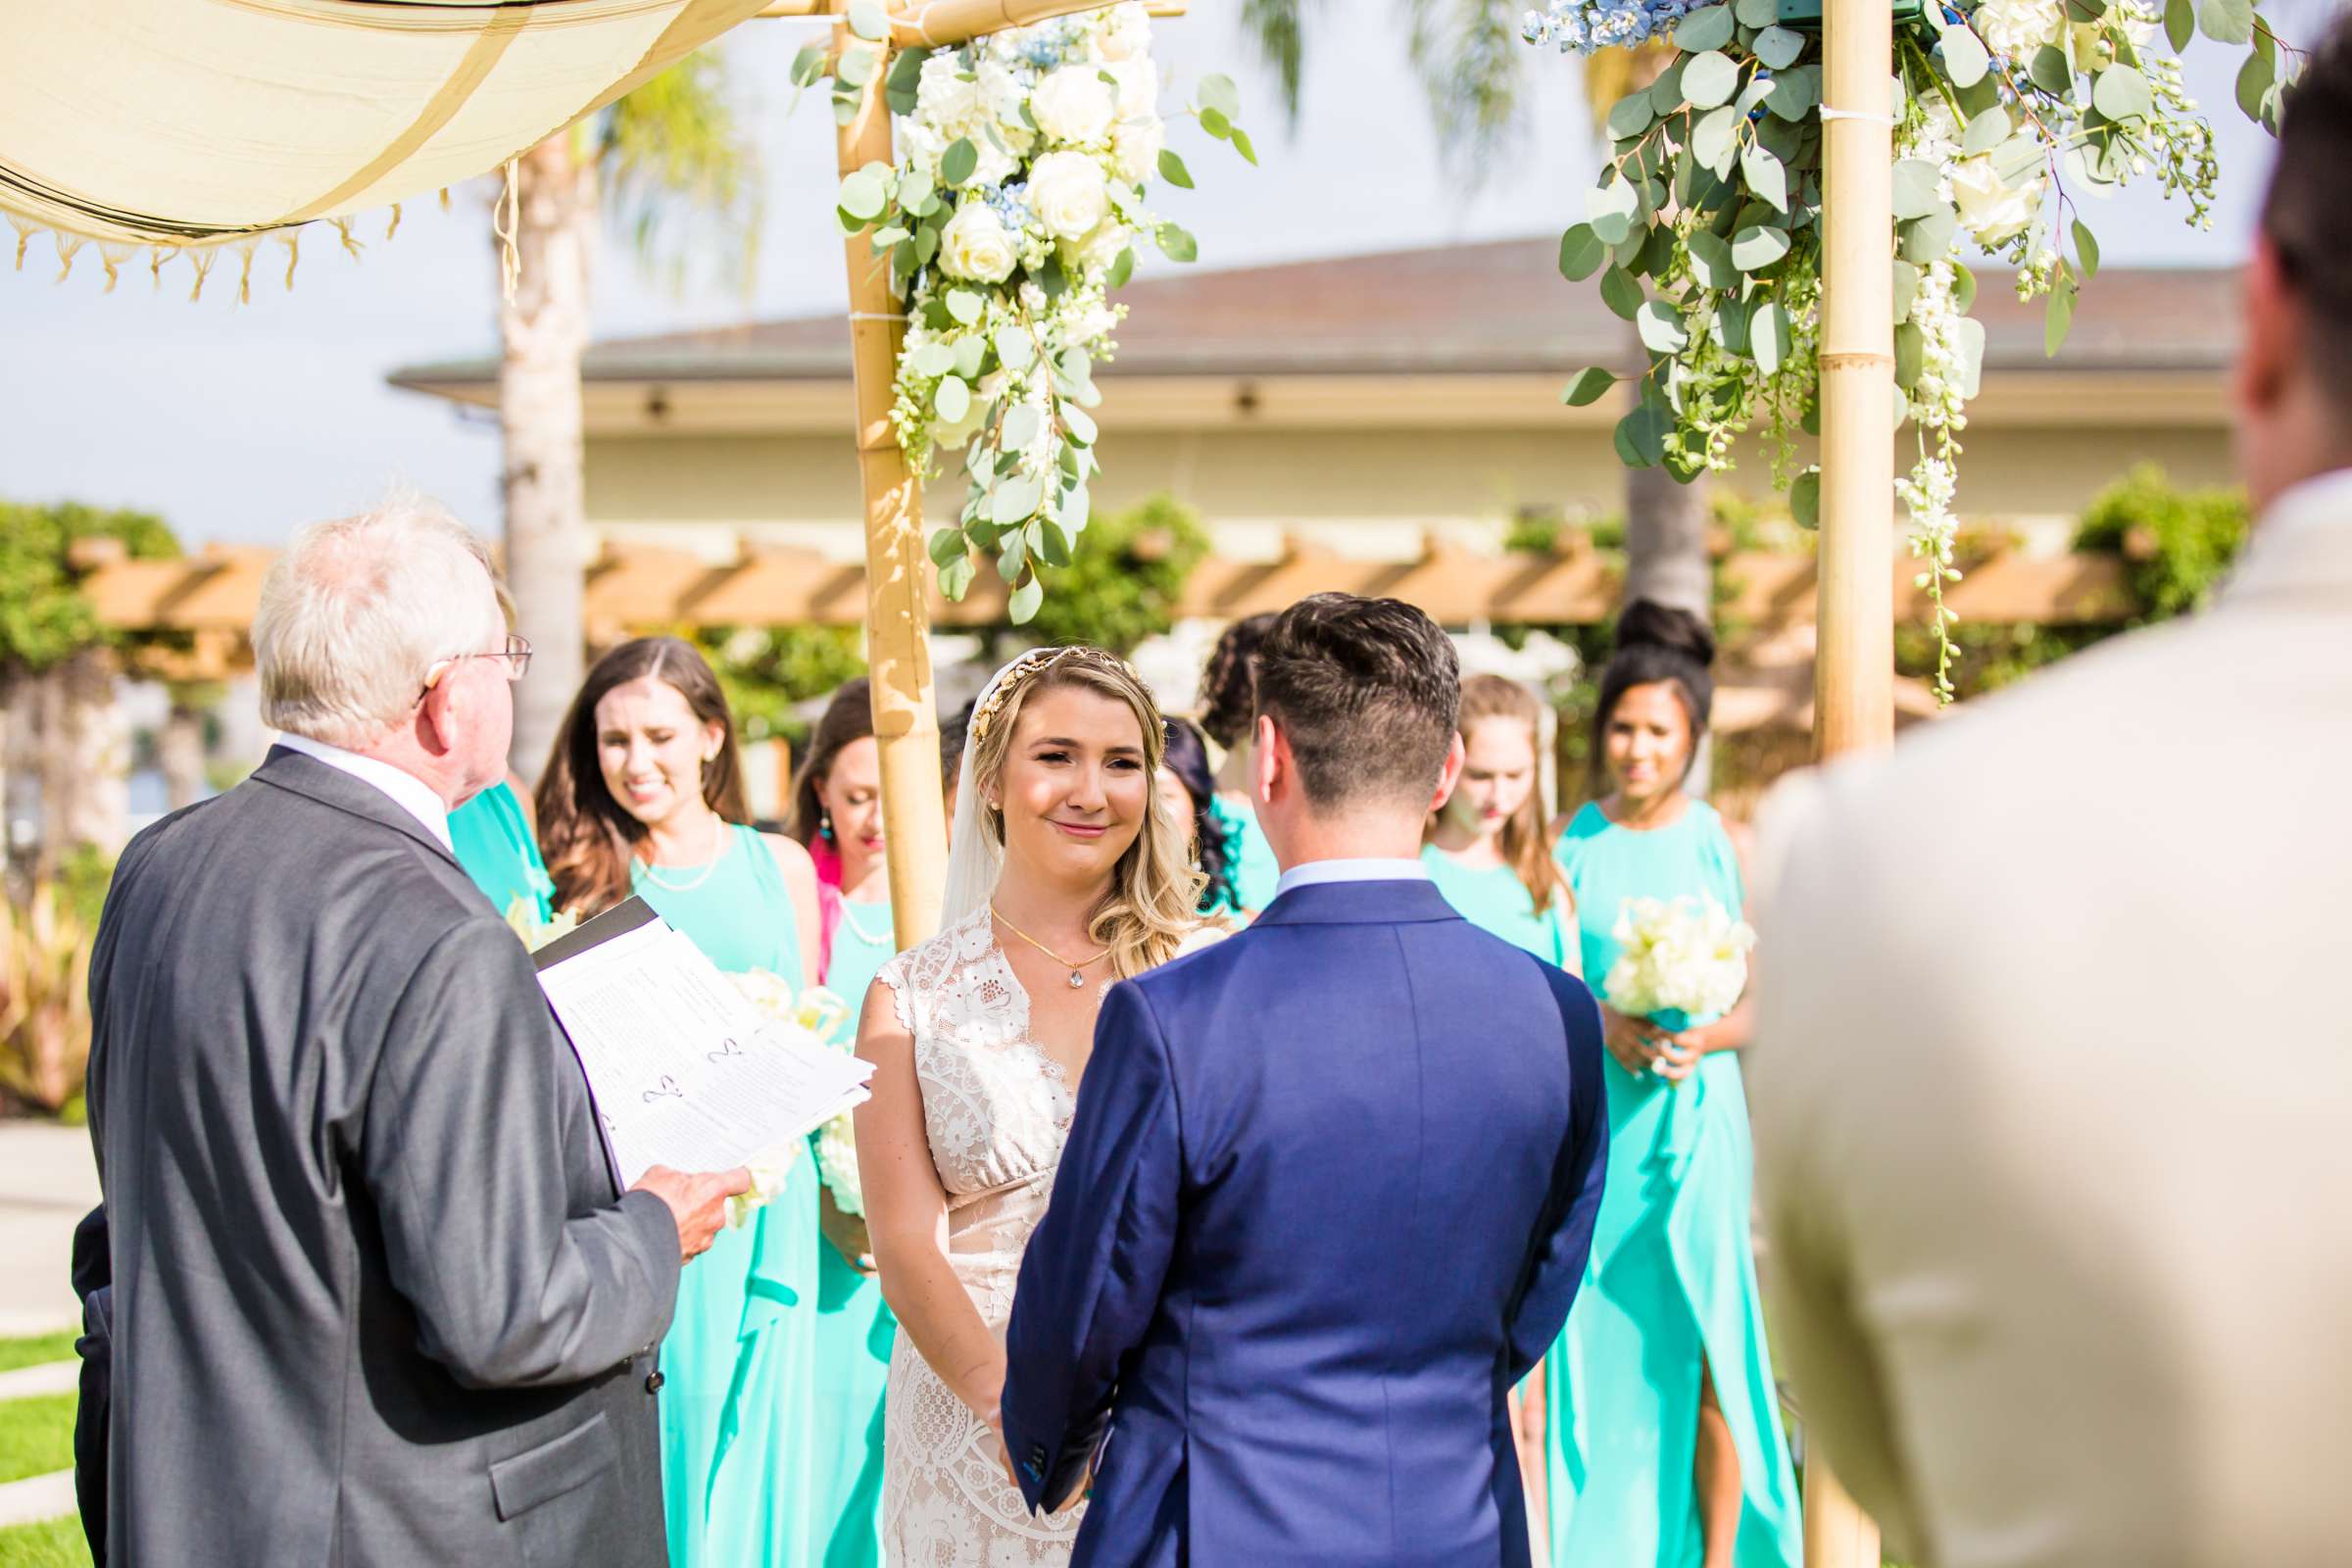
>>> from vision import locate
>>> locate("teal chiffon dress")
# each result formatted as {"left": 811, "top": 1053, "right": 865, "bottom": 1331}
{"left": 632, "top": 824, "right": 824, "bottom": 1568}
{"left": 1544, "top": 800, "right": 1802, "bottom": 1568}
{"left": 808, "top": 893, "right": 897, "bottom": 1568}
{"left": 448, "top": 780, "right": 554, "bottom": 923}
{"left": 1208, "top": 794, "right": 1281, "bottom": 914}
{"left": 1419, "top": 843, "right": 1579, "bottom": 968}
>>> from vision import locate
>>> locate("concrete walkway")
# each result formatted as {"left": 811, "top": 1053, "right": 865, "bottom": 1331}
{"left": 0, "top": 1121, "right": 98, "bottom": 1339}
{"left": 0, "top": 1469, "right": 74, "bottom": 1530}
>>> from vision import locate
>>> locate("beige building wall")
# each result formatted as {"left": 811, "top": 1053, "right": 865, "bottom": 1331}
{"left": 582, "top": 409, "right": 2235, "bottom": 565}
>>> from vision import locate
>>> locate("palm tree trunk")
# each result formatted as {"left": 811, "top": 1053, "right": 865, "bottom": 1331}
{"left": 160, "top": 695, "right": 208, "bottom": 810}
{"left": 499, "top": 133, "right": 599, "bottom": 785}
{"left": 1621, "top": 463, "right": 1716, "bottom": 796}
{"left": 43, "top": 650, "right": 130, "bottom": 863}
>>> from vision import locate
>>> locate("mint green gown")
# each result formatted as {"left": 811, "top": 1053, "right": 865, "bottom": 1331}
{"left": 448, "top": 780, "right": 554, "bottom": 923}
{"left": 631, "top": 824, "right": 823, "bottom": 1568}
{"left": 1545, "top": 800, "right": 1801, "bottom": 1568}
{"left": 1209, "top": 794, "right": 1281, "bottom": 914}
{"left": 808, "top": 894, "right": 896, "bottom": 1568}
{"left": 1419, "top": 843, "right": 1579, "bottom": 968}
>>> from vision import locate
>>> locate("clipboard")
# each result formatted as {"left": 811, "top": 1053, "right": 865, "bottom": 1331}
{"left": 532, "top": 894, "right": 660, "bottom": 972}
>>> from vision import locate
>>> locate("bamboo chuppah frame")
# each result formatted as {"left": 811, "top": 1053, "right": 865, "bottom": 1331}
{"left": 816, "top": 0, "right": 1188, "bottom": 952}
{"left": 1802, "top": 0, "right": 1893, "bottom": 1556}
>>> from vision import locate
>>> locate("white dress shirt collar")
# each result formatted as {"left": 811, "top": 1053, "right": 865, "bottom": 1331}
{"left": 1273, "top": 857, "right": 1432, "bottom": 899}
{"left": 274, "top": 732, "right": 455, "bottom": 854}
{"left": 2224, "top": 466, "right": 2352, "bottom": 609}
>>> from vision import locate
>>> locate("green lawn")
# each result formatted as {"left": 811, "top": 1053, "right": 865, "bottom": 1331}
{"left": 0, "top": 1336, "right": 75, "bottom": 1378}
{"left": 0, "top": 1516, "right": 90, "bottom": 1568}
{"left": 0, "top": 1395, "right": 74, "bottom": 1487}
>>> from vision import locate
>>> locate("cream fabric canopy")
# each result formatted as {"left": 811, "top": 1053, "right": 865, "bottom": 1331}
{"left": 0, "top": 0, "right": 768, "bottom": 267}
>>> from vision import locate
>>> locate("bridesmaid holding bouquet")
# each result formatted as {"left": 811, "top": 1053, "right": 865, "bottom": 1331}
{"left": 1542, "top": 603, "right": 1800, "bottom": 1568}
{"left": 538, "top": 638, "right": 826, "bottom": 1568}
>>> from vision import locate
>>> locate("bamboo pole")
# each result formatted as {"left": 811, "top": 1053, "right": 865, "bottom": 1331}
{"left": 1806, "top": 0, "right": 1892, "bottom": 1555}
{"left": 762, "top": 0, "right": 1189, "bottom": 30}
{"left": 1814, "top": 0, "right": 1896, "bottom": 761}
{"left": 834, "top": 1, "right": 950, "bottom": 950}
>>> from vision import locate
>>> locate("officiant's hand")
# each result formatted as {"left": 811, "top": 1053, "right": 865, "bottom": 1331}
{"left": 633, "top": 1165, "right": 753, "bottom": 1262}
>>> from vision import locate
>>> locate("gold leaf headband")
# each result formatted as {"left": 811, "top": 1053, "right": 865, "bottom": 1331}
{"left": 968, "top": 646, "right": 1144, "bottom": 747}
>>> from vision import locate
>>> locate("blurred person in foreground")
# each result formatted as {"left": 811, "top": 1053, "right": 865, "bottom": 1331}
{"left": 84, "top": 499, "right": 745, "bottom": 1567}
{"left": 1751, "top": 26, "right": 2352, "bottom": 1566}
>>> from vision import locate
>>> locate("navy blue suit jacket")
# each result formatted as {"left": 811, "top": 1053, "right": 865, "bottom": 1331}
{"left": 1001, "top": 877, "right": 1608, "bottom": 1568}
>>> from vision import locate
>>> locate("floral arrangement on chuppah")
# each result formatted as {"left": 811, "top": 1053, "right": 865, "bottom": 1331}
{"left": 1525, "top": 0, "right": 2299, "bottom": 696}
{"left": 812, "top": 2, "right": 1252, "bottom": 622}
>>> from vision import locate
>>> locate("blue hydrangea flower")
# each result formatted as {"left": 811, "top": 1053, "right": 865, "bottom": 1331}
{"left": 1524, "top": 0, "right": 1700, "bottom": 54}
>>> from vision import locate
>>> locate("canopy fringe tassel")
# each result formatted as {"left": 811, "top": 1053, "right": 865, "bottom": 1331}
{"left": 53, "top": 233, "right": 84, "bottom": 284}
{"left": 98, "top": 242, "right": 134, "bottom": 293}
{"left": 494, "top": 157, "right": 520, "bottom": 306}
{"left": 187, "top": 247, "right": 216, "bottom": 303}
{"left": 280, "top": 231, "right": 301, "bottom": 289}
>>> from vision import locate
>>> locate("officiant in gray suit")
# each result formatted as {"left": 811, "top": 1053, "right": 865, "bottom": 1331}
{"left": 84, "top": 497, "right": 748, "bottom": 1567}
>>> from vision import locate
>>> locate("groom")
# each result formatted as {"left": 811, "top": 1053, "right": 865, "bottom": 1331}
{"left": 1002, "top": 594, "right": 1609, "bottom": 1566}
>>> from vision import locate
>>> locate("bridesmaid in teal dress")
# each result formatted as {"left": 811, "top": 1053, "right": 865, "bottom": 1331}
{"left": 786, "top": 680, "right": 897, "bottom": 1568}
{"left": 1157, "top": 718, "right": 1250, "bottom": 918}
{"left": 448, "top": 774, "right": 556, "bottom": 924}
{"left": 1542, "top": 604, "right": 1800, "bottom": 1568}
{"left": 1197, "top": 612, "right": 1284, "bottom": 914}
{"left": 1422, "top": 674, "right": 1581, "bottom": 971}
{"left": 536, "top": 637, "right": 827, "bottom": 1568}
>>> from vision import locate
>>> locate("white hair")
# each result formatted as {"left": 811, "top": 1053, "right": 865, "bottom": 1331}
{"left": 254, "top": 494, "right": 506, "bottom": 749}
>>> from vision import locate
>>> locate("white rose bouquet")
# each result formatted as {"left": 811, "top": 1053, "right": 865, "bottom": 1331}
{"left": 823, "top": 2, "right": 1253, "bottom": 623}
{"left": 724, "top": 971, "right": 854, "bottom": 1228}
{"left": 1604, "top": 896, "right": 1756, "bottom": 1050}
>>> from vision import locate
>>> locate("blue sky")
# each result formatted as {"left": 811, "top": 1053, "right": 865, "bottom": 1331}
{"left": 0, "top": 7, "right": 2290, "bottom": 547}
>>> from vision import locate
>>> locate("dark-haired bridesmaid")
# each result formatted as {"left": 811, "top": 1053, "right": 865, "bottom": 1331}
{"left": 537, "top": 636, "right": 825, "bottom": 1568}
{"left": 1540, "top": 602, "right": 1801, "bottom": 1568}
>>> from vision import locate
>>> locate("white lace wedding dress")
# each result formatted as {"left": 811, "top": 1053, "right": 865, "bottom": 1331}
{"left": 874, "top": 906, "right": 1091, "bottom": 1568}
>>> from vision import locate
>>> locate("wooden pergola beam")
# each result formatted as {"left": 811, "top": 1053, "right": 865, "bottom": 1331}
{"left": 81, "top": 541, "right": 2140, "bottom": 640}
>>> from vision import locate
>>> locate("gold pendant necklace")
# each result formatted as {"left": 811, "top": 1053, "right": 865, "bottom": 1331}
{"left": 990, "top": 905, "right": 1109, "bottom": 989}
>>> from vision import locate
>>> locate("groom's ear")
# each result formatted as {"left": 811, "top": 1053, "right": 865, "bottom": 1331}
{"left": 1427, "top": 732, "right": 1466, "bottom": 816}
{"left": 1253, "top": 713, "right": 1282, "bottom": 807}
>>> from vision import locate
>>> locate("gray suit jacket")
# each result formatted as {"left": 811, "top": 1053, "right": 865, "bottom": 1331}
{"left": 86, "top": 748, "right": 681, "bottom": 1568}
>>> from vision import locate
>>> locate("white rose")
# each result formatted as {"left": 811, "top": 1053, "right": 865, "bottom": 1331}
{"left": 1027, "top": 150, "right": 1111, "bottom": 240}
{"left": 1067, "top": 221, "right": 1131, "bottom": 274}
{"left": 1949, "top": 154, "right": 2045, "bottom": 245}
{"left": 916, "top": 54, "right": 979, "bottom": 127}
{"left": 1111, "top": 114, "right": 1164, "bottom": 184}
{"left": 939, "top": 201, "right": 1018, "bottom": 282}
{"left": 1102, "top": 57, "right": 1158, "bottom": 121}
{"left": 1097, "top": 2, "right": 1152, "bottom": 61}
{"left": 1030, "top": 66, "right": 1117, "bottom": 145}
{"left": 1971, "top": 0, "right": 2068, "bottom": 58}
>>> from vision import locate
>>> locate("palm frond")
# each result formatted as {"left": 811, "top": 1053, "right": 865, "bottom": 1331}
{"left": 1401, "top": 0, "right": 1527, "bottom": 179}
{"left": 1579, "top": 42, "right": 1677, "bottom": 130}
{"left": 598, "top": 50, "right": 763, "bottom": 296}
{"left": 1240, "top": 0, "right": 1312, "bottom": 126}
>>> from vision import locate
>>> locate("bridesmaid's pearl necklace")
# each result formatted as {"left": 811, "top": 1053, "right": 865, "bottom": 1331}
{"left": 636, "top": 814, "right": 727, "bottom": 893}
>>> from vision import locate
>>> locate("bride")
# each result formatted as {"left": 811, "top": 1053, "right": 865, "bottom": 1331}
{"left": 854, "top": 646, "right": 1218, "bottom": 1566}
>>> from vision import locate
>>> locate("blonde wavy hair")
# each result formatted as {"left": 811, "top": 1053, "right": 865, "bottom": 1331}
{"left": 967, "top": 647, "right": 1208, "bottom": 978}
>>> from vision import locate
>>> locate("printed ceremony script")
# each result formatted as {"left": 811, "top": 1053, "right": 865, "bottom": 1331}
{"left": 533, "top": 899, "right": 873, "bottom": 1187}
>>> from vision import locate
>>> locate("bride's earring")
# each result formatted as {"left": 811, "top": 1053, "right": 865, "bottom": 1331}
{"left": 820, "top": 810, "right": 834, "bottom": 842}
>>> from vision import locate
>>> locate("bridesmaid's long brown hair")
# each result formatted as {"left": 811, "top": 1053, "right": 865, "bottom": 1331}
{"left": 536, "top": 637, "right": 750, "bottom": 915}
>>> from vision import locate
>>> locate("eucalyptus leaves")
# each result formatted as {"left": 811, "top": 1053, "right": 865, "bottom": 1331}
{"left": 1531, "top": 0, "right": 2294, "bottom": 694}
{"left": 818, "top": 3, "right": 1250, "bottom": 623}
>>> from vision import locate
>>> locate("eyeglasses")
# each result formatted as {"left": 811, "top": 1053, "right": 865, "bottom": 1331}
{"left": 421, "top": 633, "right": 533, "bottom": 697}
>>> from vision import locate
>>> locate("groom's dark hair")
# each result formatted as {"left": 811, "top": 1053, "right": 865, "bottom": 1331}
{"left": 2265, "top": 12, "right": 2352, "bottom": 414}
{"left": 1254, "top": 594, "right": 1459, "bottom": 810}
